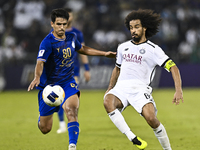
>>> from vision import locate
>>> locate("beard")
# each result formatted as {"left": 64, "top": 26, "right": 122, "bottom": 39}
{"left": 132, "top": 36, "right": 141, "bottom": 43}
{"left": 132, "top": 30, "right": 144, "bottom": 43}
{"left": 55, "top": 30, "right": 65, "bottom": 38}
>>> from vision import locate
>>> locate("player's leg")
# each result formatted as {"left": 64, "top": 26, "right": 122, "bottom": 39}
{"left": 142, "top": 103, "right": 172, "bottom": 150}
{"left": 56, "top": 75, "right": 79, "bottom": 134}
{"left": 104, "top": 94, "right": 133, "bottom": 138}
{"left": 38, "top": 115, "right": 53, "bottom": 134}
{"left": 62, "top": 94, "right": 80, "bottom": 150}
{"left": 57, "top": 106, "right": 66, "bottom": 133}
{"left": 38, "top": 90, "right": 58, "bottom": 134}
{"left": 104, "top": 94, "right": 147, "bottom": 149}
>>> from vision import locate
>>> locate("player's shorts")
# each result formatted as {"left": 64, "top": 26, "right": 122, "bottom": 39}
{"left": 104, "top": 80, "right": 157, "bottom": 114}
{"left": 38, "top": 79, "right": 80, "bottom": 116}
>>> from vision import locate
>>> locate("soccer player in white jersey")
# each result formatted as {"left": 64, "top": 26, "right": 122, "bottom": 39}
{"left": 104, "top": 9, "right": 183, "bottom": 150}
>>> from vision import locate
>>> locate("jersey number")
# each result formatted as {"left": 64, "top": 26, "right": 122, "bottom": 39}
{"left": 63, "top": 48, "right": 71, "bottom": 59}
{"left": 144, "top": 93, "right": 150, "bottom": 99}
{"left": 60, "top": 48, "right": 72, "bottom": 67}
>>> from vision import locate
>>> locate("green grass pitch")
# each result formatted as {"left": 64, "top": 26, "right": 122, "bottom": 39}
{"left": 0, "top": 88, "right": 200, "bottom": 150}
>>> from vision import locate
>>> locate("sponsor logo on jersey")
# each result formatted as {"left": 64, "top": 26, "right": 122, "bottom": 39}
{"left": 124, "top": 48, "right": 129, "bottom": 51}
{"left": 123, "top": 53, "right": 142, "bottom": 64}
{"left": 72, "top": 41, "right": 75, "bottom": 48}
{"left": 139, "top": 48, "right": 145, "bottom": 54}
{"left": 38, "top": 50, "right": 45, "bottom": 57}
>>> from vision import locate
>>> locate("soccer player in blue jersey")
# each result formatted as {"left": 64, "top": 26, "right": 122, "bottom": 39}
{"left": 27, "top": 8, "right": 115, "bottom": 150}
{"left": 56, "top": 8, "right": 91, "bottom": 134}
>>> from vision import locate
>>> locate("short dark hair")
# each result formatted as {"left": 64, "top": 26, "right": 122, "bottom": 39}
{"left": 51, "top": 8, "right": 69, "bottom": 23}
{"left": 125, "top": 9, "right": 162, "bottom": 38}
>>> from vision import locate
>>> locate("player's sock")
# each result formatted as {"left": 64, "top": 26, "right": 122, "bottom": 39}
{"left": 108, "top": 109, "right": 136, "bottom": 141}
{"left": 68, "top": 121, "right": 79, "bottom": 145}
{"left": 153, "top": 123, "right": 172, "bottom": 150}
{"left": 59, "top": 121, "right": 66, "bottom": 129}
{"left": 58, "top": 106, "right": 64, "bottom": 121}
{"left": 57, "top": 107, "right": 66, "bottom": 133}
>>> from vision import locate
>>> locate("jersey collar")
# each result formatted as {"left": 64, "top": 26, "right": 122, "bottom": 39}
{"left": 131, "top": 40, "right": 148, "bottom": 45}
{"left": 51, "top": 32, "right": 66, "bottom": 41}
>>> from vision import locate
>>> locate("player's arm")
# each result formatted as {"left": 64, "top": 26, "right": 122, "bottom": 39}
{"left": 77, "top": 45, "right": 116, "bottom": 58}
{"left": 78, "top": 43, "right": 91, "bottom": 82}
{"left": 106, "top": 66, "right": 120, "bottom": 93}
{"left": 170, "top": 65, "right": 183, "bottom": 105}
{"left": 164, "top": 60, "right": 183, "bottom": 105}
{"left": 79, "top": 53, "right": 91, "bottom": 82}
{"left": 27, "top": 60, "right": 44, "bottom": 91}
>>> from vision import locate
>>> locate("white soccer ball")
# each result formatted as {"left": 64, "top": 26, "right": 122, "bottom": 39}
{"left": 42, "top": 85, "right": 65, "bottom": 107}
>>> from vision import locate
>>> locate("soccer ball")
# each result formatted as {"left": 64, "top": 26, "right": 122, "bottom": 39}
{"left": 42, "top": 85, "right": 65, "bottom": 107}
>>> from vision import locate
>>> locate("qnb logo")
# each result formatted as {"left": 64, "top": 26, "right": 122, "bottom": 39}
{"left": 123, "top": 53, "right": 142, "bottom": 64}
{"left": 47, "top": 91, "right": 59, "bottom": 103}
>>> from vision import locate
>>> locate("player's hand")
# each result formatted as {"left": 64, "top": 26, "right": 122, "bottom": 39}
{"left": 84, "top": 71, "right": 91, "bottom": 82}
{"left": 172, "top": 90, "right": 183, "bottom": 105}
{"left": 105, "top": 51, "right": 116, "bottom": 58}
{"left": 27, "top": 77, "right": 40, "bottom": 91}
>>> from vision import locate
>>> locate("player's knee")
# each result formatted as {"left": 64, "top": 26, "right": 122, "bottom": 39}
{"left": 146, "top": 116, "right": 160, "bottom": 128}
{"left": 39, "top": 124, "right": 52, "bottom": 134}
{"left": 64, "top": 106, "right": 78, "bottom": 121}
{"left": 40, "top": 129, "right": 51, "bottom": 134}
{"left": 103, "top": 96, "right": 109, "bottom": 108}
{"left": 103, "top": 96, "right": 115, "bottom": 113}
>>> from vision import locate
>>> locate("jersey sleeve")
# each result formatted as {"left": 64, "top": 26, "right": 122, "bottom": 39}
{"left": 37, "top": 39, "right": 52, "bottom": 62}
{"left": 74, "top": 34, "right": 82, "bottom": 51}
{"left": 77, "top": 31, "right": 84, "bottom": 44}
{"left": 154, "top": 45, "right": 169, "bottom": 67}
{"left": 116, "top": 44, "right": 123, "bottom": 68}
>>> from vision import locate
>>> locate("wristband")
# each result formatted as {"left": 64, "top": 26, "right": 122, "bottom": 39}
{"left": 84, "top": 64, "right": 90, "bottom": 71}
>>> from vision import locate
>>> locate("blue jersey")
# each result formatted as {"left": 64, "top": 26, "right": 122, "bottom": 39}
{"left": 36, "top": 31, "right": 82, "bottom": 90}
{"left": 67, "top": 27, "right": 84, "bottom": 76}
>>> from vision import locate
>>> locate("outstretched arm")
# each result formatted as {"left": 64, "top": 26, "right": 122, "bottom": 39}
{"left": 105, "top": 66, "right": 120, "bottom": 94}
{"left": 170, "top": 65, "right": 184, "bottom": 105}
{"left": 78, "top": 45, "right": 116, "bottom": 58}
{"left": 80, "top": 54, "right": 91, "bottom": 82}
{"left": 27, "top": 60, "right": 44, "bottom": 91}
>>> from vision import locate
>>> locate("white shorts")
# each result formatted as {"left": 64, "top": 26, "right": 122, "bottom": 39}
{"left": 104, "top": 80, "right": 157, "bottom": 114}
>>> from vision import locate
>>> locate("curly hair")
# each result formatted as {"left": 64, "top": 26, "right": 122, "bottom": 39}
{"left": 125, "top": 9, "right": 162, "bottom": 38}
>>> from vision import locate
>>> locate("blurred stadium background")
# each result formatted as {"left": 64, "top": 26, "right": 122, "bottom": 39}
{"left": 0, "top": 0, "right": 200, "bottom": 90}
{"left": 1, "top": 1, "right": 200, "bottom": 150}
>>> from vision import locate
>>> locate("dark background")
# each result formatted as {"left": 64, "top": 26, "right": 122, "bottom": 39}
{"left": 0, "top": 0, "right": 200, "bottom": 90}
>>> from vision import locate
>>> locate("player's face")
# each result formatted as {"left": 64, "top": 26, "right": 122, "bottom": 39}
{"left": 129, "top": 19, "right": 146, "bottom": 43}
{"left": 51, "top": 17, "right": 68, "bottom": 38}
